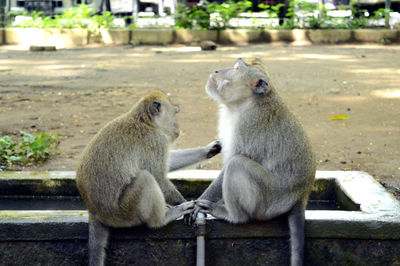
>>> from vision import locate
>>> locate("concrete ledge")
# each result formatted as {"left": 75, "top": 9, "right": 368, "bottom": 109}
{"left": 45, "top": 28, "right": 88, "bottom": 48}
{"left": 100, "top": 29, "right": 131, "bottom": 45}
{"left": 0, "top": 28, "right": 4, "bottom": 45}
{"left": 5, "top": 28, "right": 46, "bottom": 45}
{"left": 175, "top": 29, "right": 218, "bottom": 44}
{"left": 0, "top": 170, "right": 399, "bottom": 265}
{"left": 2, "top": 28, "right": 400, "bottom": 47}
{"left": 131, "top": 29, "right": 174, "bottom": 45}
{"left": 4, "top": 28, "right": 88, "bottom": 48}
{"left": 219, "top": 29, "right": 263, "bottom": 45}
{"left": 1, "top": 209, "right": 399, "bottom": 241}
{"left": 353, "top": 29, "right": 399, "bottom": 43}
{"left": 306, "top": 29, "right": 352, "bottom": 44}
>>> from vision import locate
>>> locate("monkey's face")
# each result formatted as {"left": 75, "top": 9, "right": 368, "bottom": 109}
{"left": 153, "top": 99, "right": 181, "bottom": 142}
{"left": 206, "top": 58, "right": 269, "bottom": 105}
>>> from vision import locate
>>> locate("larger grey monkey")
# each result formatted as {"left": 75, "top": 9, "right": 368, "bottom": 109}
{"left": 76, "top": 91, "right": 221, "bottom": 266}
{"left": 189, "top": 59, "right": 316, "bottom": 266}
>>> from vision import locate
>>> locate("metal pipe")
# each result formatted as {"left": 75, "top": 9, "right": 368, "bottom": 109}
{"left": 196, "top": 212, "right": 206, "bottom": 266}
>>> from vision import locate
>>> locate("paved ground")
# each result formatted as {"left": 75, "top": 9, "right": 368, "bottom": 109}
{"left": 0, "top": 43, "right": 399, "bottom": 196}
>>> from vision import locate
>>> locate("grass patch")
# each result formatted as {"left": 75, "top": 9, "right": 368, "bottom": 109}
{"left": 0, "top": 131, "right": 60, "bottom": 171}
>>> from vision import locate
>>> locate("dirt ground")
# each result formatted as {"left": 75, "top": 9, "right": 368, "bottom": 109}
{"left": 0, "top": 43, "right": 399, "bottom": 196}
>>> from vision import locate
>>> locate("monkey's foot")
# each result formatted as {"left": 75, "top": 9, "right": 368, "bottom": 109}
{"left": 165, "top": 201, "right": 195, "bottom": 224}
{"left": 196, "top": 199, "right": 230, "bottom": 221}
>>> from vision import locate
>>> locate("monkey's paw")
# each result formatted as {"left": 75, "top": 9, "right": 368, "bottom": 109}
{"left": 206, "top": 141, "right": 222, "bottom": 158}
{"left": 183, "top": 204, "right": 201, "bottom": 226}
{"left": 176, "top": 201, "right": 195, "bottom": 215}
{"left": 195, "top": 199, "right": 215, "bottom": 212}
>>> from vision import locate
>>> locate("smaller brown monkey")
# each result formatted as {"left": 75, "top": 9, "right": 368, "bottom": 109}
{"left": 76, "top": 91, "right": 220, "bottom": 266}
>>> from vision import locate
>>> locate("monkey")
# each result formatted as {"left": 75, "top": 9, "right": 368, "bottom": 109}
{"left": 186, "top": 58, "right": 316, "bottom": 266}
{"left": 76, "top": 90, "right": 221, "bottom": 266}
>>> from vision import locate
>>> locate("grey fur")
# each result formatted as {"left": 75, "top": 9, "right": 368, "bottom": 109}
{"left": 76, "top": 91, "right": 220, "bottom": 266}
{"left": 190, "top": 59, "right": 316, "bottom": 266}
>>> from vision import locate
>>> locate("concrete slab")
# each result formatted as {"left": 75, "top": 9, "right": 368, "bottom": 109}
{"left": 100, "top": 29, "right": 131, "bottom": 45}
{"left": 175, "top": 29, "right": 218, "bottom": 44}
{"left": 0, "top": 170, "right": 399, "bottom": 265}
{"left": 131, "top": 29, "right": 174, "bottom": 45}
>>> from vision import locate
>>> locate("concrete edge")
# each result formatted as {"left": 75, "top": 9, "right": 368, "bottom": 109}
{"left": 0, "top": 28, "right": 3, "bottom": 45}
{"left": 1, "top": 170, "right": 399, "bottom": 214}
{"left": 0, "top": 209, "right": 399, "bottom": 241}
{"left": 319, "top": 171, "right": 400, "bottom": 213}
{"left": 0, "top": 170, "right": 399, "bottom": 242}
{"left": 2, "top": 28, "right": 400, "bottom": 46}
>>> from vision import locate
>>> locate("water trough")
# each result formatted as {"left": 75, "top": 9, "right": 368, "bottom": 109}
{"left": 0, "top": 170, "right": 399, "bottom": 265}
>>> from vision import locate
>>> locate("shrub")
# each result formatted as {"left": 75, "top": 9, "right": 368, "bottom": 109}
{"left": 0, "top": 131, "right": 59, "bottom": 171}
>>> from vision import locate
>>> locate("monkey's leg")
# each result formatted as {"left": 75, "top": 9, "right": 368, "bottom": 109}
{"left": 158, "top": 177, "right": 186, "bottom": 205}
{"left": 119, "top": 170, "right": 167, "bottom": 228}
{"left": 199, "top": 155, "right": 299, "bottom": 222}
{"left": 215, "top": 155, "right": 305, "bottom": 265}
{"left": 183, "top": 170, "right": 225, "bottom": 225}
{"left": 168, "top": 141, "right": 221, "bottom": 172}
{"left": 88, "top": 215, "right": 109, "bottom": 266}
{"left": 119, "top": 170, "right": 194, "bottom": 228}
{"left": 225, "top": 155, "right": 299, "bottom": 220}
{"left": 288, "top": 202, "right": 306, "bottom": 266}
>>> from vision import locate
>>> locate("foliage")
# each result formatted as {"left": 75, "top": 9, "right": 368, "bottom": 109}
{"left": 279, "top": 0, "right": 382, "bottom": 30}
{"left": 10, "top": 0, "right": 393, "bottom": 31}
{"left": 258, "top": 3, "right": 284, "bottom": 19}
{"left": 373, "top": 8, "right": 393, "bottom": 19}
{"left": 174, "top": 3, "right": 210, "bottom": 30}
{"left": 174, "top": 0, "right": 252, "bottom": 30}
{"left": 0, "top": 131, "right": 59, "bottom": 171}
{"left": 207, "top": 0, "right": 252, "bottom": 29}
{"left": 10, "top": 4, "right": 116, "bottom": 32}
{"left": 281, "top": 0, "right": 298, "bottom": 29}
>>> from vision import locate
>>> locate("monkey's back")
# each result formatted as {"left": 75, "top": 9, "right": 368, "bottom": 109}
{"left": 76, "top": 113, "right": 168, "bottom": 224}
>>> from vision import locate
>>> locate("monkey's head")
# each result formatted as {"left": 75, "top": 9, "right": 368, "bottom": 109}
{"left": 135, "top": 91, "right": 181, "bottom": 142}
{"left": 206, "top": 58, "right": 270, "bottom": 105}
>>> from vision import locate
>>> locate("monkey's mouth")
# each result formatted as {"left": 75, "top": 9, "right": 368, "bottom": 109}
{"left": 208, "top": 74, "right": 217, "bottom": 88}
{"left": 174, "top": 130, "right": 180, "bottom": 139}
{"left": 173, "top": 125, "right": 181, "bottom": 139}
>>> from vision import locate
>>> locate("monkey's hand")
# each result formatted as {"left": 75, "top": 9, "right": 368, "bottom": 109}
{"left": 183, "top": 203, "right": 203, "bottom": 225}
{"left": 205, "top": 141, "right": 222, "bottom": 159}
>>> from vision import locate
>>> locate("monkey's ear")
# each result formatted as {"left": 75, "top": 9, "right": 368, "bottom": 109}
{"left": 150, "top": 101, "right": 161, "bottom": 116}
{"left": 253, "top": 79, "right": 269, "bottom": 95}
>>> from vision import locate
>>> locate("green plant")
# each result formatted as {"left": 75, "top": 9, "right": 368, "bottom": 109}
{"left": 0, "top": 136, "right": 19, "bottom": 170}
{"left": 297, "top": 0, "right": 333, "bottom": 29}
{"left": 281, "top": 0, "right": 298, "bottom": 29}
{"left": 174, "top": 3, "right": 211, "bottom": 30}
{"left": 258, "top": 3, "right": 284, "bottom": 19}
{"left": 10, "top": 4, "right": 117, "bottom": 31}
{"left": 0, "top": 131, "right": 59, "bottom": 171}
{"left": 207, "top": 0, "right": 252, "bottom": 29}
{"left": 373, "top": 7, "right": 393, "bottom": 28}
{"left": 373, "top": 7, "right": 393, "bottom": 19}
{"left": 174, "top": 0, "right": 252, "bottom": 30}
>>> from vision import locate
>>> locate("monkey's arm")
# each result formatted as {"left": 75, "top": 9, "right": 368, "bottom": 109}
{"left": 198, "top": 170, "right": 224, "bottom": 201}
{"left": 184, "top": 170, "right": 224, "bottom": 224}
{"left": 168, "top": 141, "right": 221, "bottom": 172}
{"left": 159, "top": 178, "right": 187, "bottom": 205}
